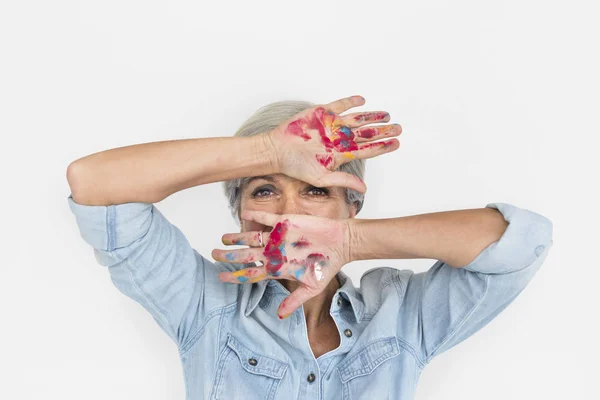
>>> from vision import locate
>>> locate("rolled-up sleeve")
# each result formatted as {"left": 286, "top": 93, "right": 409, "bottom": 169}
{"left": 404, "top": 202, "right": 553, "bottom": 364}
{"left": 67, "top": 194, "right": 238, "bottom": 348}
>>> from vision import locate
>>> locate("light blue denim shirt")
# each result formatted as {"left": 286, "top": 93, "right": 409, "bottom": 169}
{"left": 67, "top": 194, "right": 553, "bottom": 400}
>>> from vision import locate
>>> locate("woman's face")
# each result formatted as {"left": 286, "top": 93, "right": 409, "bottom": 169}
{"left": 239, "top": 173, "right": 357, "bottom": 233}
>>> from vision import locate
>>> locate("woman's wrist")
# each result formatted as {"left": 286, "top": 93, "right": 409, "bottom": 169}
{"left": 343, "top": 218, "right": 363, "bottom": 264}
{"left": 255, "top": 131, "right": 281, "bottom": 176}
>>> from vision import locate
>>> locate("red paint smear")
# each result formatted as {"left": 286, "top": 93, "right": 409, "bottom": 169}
{"left": 291, "top": 237, "right": 311, "bottom": 248}
{"left": 305, "top": 108, "right": 333, "bottom": 151}
{"left": 306, "top": 253, "right": 327, "bottom": 261}
{"left": 358, "top": 140, "right": 396, "bottom": 150}
{"left": 286, "top": 119, "right": 311, "bottom": 141}
{"left": 354, "top": 112, "right": 389, "bottom": 122}
{"left": 372, "top": 112, "right": 389, "bottom": 121}
{"left": 315, "top": 153, "right": 333, "bottom": 168}
{"left": 263, "top": 219, "right": 290, "bottom": 274}
{"left": 358, "top": 128, "right": 376, "bottom": 139}
{"left": 289, "top": 253, "right": 329, "bottom": 268}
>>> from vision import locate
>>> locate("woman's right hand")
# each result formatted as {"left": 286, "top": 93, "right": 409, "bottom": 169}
{"left": 264, "top": 95, "right": 402, "bottom": 193}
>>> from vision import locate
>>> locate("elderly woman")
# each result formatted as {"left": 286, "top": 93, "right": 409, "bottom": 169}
{"left": 66, "top": 95, "right": 553, "bottom": 399}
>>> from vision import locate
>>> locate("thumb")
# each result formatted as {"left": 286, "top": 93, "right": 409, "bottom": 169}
{"left": 317, "top": 171, "right": 366, "bottom": 194}
{"left": 277, "top": 287, "right": 318, "bottom": 320}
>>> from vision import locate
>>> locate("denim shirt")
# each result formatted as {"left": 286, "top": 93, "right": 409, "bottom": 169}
{"left": 67, "top": 194, "right": 553, "bottom": 400}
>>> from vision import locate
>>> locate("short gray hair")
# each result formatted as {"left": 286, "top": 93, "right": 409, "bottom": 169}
{"left": 222, "top": 100, "right": 366, "bottom": 225}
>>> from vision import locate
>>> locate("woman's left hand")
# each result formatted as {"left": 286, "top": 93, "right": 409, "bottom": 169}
{"left": 212, "top": 209, "right": 352, "bottom": 319}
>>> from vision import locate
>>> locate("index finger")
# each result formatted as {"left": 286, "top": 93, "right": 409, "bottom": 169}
{"left": 324, "top": 95, "right": 366, "bottom": 114}
{"left": 240, "top": 209, "right": 279, "bottom": 227}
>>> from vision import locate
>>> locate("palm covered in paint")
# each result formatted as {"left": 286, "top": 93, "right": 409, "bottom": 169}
{"left": 266, "top": 95, "right": 401, "bottom": 193}
{"left": 212, "top": 209, "right": 351, "bottom": 319}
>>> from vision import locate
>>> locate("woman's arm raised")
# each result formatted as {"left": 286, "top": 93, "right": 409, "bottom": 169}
{"left": 66, "top": 95, "right": 401, "bottom": 206}
{"left": 349, "top": 203, "right": 554, "bottom": 364}
{"left": 66, "top": 135, "right": 276, "bottom": 206}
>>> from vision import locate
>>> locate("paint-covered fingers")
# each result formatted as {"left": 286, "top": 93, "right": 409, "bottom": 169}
{"left": 212, "top": 247, "right": 265, "bottom": 264}
{"left": 324, "top": 95, "right": 366, "bottom": 114}
{"left": 218, "top": 268, "right": 270, "bottom": 284}
{"left": 353, "top": 124, "right": 402, "bottom": 143}
{"left": 340, "top": 111, "right": 390, "bottom": 128}
{"left": 222, "top": 231, "right": 268, "bottom": 247}
{"left": 350, "top": 139, "right": 400, "bottom": 160}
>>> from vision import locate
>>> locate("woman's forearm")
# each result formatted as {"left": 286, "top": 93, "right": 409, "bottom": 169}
{"left": 66, "top": 135, "right": 276, "bottom": 206}
{"left": 347, "top": 207, "right": 509, "bottom": 268}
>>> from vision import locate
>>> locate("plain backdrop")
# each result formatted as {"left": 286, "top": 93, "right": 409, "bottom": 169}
{"left": 1, "top": 0, "right": 598, "bottom": 399}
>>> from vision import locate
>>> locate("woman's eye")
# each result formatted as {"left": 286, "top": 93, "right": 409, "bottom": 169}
{"left": 307, "top": 187, "right": 329, "bottom": 196}
{"left": 251, "top": 188, "right": 273, "bottom": 198}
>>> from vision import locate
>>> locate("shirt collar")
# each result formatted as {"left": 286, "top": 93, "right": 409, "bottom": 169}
{"left": 243, "top": 269, "right": 365, "bottom": 323}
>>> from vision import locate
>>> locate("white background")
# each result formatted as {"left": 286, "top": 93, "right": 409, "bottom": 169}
{"left": 1, "top": 0, "right": 598, "bottom": 399}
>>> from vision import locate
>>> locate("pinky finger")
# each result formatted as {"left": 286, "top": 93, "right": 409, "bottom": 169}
{"left": 219, "top": 268, "right": 269, "bottom": 284}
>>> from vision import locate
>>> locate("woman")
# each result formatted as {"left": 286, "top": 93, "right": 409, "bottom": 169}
{"left": 66, "top": 95, "right": 553, "bottom": 399}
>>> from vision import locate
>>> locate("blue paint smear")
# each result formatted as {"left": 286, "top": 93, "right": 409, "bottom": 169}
{"left": 226, "top": 253, "right": 235, "bottom": 261}
{"left": 340, "top": 126, "right": 352, "bottom": 137}
{"left": 237, "top": 276, "right": 248, "bottom": 283}
{"left": 294, "top": 269, "right": 305, "bottom": 280}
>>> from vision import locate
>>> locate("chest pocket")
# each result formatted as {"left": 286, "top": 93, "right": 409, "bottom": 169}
{"left": 337, "top": 337, "right": 400, "bottom": 399}
{"left": 210, "top": 333, "right": 288, "bottom": 400}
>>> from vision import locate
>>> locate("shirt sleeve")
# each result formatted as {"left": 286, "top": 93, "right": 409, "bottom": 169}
{"left": 403, "top": 202, "right": 553, "bottom": 364}
{"left": 66, "top": 194, "right": 239, "bottom": 348}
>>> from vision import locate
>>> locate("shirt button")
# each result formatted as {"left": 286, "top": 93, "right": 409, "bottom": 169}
{"left": 344, "top": 329, "right": 353, "bottom": 338}
{"left": 337, "top": 297, "right": 342, "bottom": 306}
{"left": 248, "top": 358, "right": 258, "bottom": 366}
{"left": 307, "top": 373, "right": 316, "bottom": 383}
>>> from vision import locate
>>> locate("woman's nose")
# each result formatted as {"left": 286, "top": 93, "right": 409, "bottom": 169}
{"left": 280, "top": 196, "right": 303, "bottom": 215}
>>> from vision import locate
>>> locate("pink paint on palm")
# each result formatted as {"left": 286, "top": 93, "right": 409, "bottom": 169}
{"left": 286, "top": 107, "right": 374, "bottom": 167}
{"left": 263, "top": 219, "right": 290, "bottom": 275}
{"left": 316, "top": 153, "right": 333, "bottom": 168}
{"left": 306, "top": 107, "right": 331, "bottom": 149}
{"left": 286, "top": 119, "right": 311, "bottom": 141}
